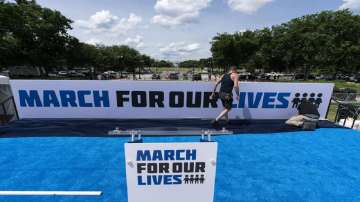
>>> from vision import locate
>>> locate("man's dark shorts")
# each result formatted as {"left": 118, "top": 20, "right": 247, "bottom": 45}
{"left": 220, "top": 92, "right": 233, "bottom": 110}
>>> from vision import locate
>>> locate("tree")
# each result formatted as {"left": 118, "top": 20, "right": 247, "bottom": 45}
{"left": 211, "top": 33, "right": 236, "bottom": 71}
{"left": 179, "top": 60, "right": 199, "bottom": 68}
{"left": 0, "top": 0, "right": 160, "bottom": 77}
{"left": 66, "top": 41, "right": 98, "bottom": 68}
{"left": 154, "top": 60, "right": 173, "bottom": 67}
{"left": 0, "top": 0, "right": 74, "bottom": 74}
{"left": 210, "top": 9, "right": 360, "bottom": 78}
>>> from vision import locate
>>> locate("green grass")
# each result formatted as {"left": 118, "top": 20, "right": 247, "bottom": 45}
{"left": 282, "top": 79, "right": 360, "bottom": 92}
{"left": 327, "top": 102, "right": 338, "bottom": 122}
{"left": 148, "top": 67, "right": 203, "bottom": 73}
{"left": 331, "top": 80, "right": 360, "bottom": 92}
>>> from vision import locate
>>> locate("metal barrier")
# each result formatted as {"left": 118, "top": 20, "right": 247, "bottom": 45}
{"left": 0, "top": 96, "right": 19, "bottom": 124}
{"left": 330, "top": 93, "right": 360, "bottom": 128}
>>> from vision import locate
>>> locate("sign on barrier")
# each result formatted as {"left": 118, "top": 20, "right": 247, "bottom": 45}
{"left": 124, "top": 142, "right": 218, "bottom": 202}
{"left": 9, "top": 80, "right": 334, "bottom": 119}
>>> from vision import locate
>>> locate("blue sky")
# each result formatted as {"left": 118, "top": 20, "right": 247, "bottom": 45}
{"left": 36, "top": 0, "right": 360, "bottom": 61}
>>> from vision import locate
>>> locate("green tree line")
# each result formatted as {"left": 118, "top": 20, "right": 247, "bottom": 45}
{"left": 210, "top": 10, "right": 360, "bottom": 79}
{"left": 2, "top": 1, "right": 360, "bottom": 79}
{"left": 178, "top": 58, "right": 212, "bottom": 68}
{"left": 0, "top": 0, "right": 173, "bottom": 76}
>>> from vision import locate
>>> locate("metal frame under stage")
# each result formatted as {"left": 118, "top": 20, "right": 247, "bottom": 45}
{"left": 0, "top": 119, "right": 339, "bottom": 137}
{"left": 108, "top": 128, "right": 233, "bottom": 142}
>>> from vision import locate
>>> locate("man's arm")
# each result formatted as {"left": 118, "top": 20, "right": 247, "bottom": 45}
{"left": 210, "top": 74, "right": 223, "bottom": 99}
{"left": 212, "top": 75, "right": 223, "bottom": 93}
{"left": 233, "top": 73, "right": 240, "bottom": 97}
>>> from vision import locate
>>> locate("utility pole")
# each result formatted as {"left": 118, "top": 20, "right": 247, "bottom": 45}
{"left": 119, "top": 55, "right": 123, "bottom": 78}
{"left": 138, "top": 60, "right": 143, "bottom": 80}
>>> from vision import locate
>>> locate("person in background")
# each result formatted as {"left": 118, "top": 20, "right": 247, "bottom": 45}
{"left": 286, "top": 99, "right": 320, "bottom": 127}
{"left": 210, "top": 66, "right": 240, "bottom": 126}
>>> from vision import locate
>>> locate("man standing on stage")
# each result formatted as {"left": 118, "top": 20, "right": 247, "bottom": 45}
{"left": 210, "top": 66, "right": 240, "bottom": 126}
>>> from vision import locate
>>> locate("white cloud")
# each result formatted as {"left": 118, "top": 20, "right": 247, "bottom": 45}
{"left": 86, "top": 38, "right": 102, "bottom": 45}
{"left": 227, "top": 0, "right": 273, "bottom": 14}
{"left": 75, "top": 10, "right": 142, "bottom": 35}
{"left": 339, "top": 0, "right": 360, "bottom": 11}
{"left": 152, "top": 0, "right": 212, "bottom": 27}
{"left": 122, "top": 35, "right": 145, "bottom": 49}
{"left": 160, "top": 42, "right": 200, "bottom": 57}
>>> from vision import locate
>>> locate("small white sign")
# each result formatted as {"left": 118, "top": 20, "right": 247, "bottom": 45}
{"left": 124, "top": 142, "right": 218, "bottom": 202}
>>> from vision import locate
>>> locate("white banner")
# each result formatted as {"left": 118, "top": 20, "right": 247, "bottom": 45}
{"left": 9, "top": 80, "right": 334, "bottom": 119}
{"left": 124, "top": 142, "right": 218, "bottom": 202}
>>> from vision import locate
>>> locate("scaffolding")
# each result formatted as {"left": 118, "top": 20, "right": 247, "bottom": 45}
{"left": 108, "top": 128, "right": 233, "bottom": 142}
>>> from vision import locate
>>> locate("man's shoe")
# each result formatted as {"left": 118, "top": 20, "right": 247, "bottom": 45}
{"left": 211, "top": 119, "right": 219, "bottom": 127}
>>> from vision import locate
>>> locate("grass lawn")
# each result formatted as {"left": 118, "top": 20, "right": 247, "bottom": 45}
{"left": 149, "top": 67, "right": 202, "bottom": 73}
{"left": 284, "top": 79, "right": 360, "bottom": 92}
{"left": 326, "top": 102, "right": 338, "bottom": 122}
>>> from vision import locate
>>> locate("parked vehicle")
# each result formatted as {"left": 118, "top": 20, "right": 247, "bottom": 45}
{"left": 323, "top": 75, "right": 334, "bottom": 80}
{"left": 295, "top": 74, "right": 315, "bottom": 80}
{"left": 142, "top": 69, "right": 153, "bottom": 74}
{"left": 119, "top": 72, "right": 129, "bottom": 79}
{"left": 315, "top": 75, "right": 324, "bottom": 80}
{"left": 152, "top": 74, "right": 161, "bottom": 80}
{"left": 69, "top": 72, "right": 86, "bottom": 77}
{"left": 10, "top": 66, "right": 41, "bottom": 78}
{"left": 192, "top": 73, "right": 202, "bottom": 81}
{"left": 169, "top": 73, "right": 179, "bottom": 80}
{"left": 142, "top": 73, "right": 153, "bottom": 80}
{"left": 355, "top": 73, "right": 360, "bottom": 83}
{"left": 102, "top": 71, "right": 117, "bottom": 79}
{"left": 336, "top": 74, "right": 350, "bottom": 81}
{"left": 47, "top": 72, "right": 58, "bottom": 77}
{"left": 58, "top": 71, "right": 68, "bottom": 77}
{"left": 74, "top": 68, "right": 90, "bottom": 74}
{"left": 239, "top": 72, "right": 252, "bottom": 80}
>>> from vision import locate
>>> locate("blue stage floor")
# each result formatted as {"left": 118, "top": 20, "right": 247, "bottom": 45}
{"left": 0, "top": 127, "right": 360, "bottom": 202}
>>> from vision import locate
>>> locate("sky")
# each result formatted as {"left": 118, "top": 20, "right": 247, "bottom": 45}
{"left": 35, "top": 0, "right": 360, "bottom": 62}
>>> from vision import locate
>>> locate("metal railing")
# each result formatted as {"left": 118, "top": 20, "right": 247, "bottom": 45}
{"left": 0, "top": 96, "right": 19, "bottom": 124}
{"left": 332, "top": 92, "right": 359, "bottom": 102}
{"left": 329, "top": 93, "right": 360, "bottom": 128}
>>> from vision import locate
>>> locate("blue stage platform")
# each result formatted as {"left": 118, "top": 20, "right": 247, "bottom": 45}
{"left": 0, "top": 119, "right": 339, "bottom": 136}
{"left": 0, "top": 120, "right": 359, "bottom": 201}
